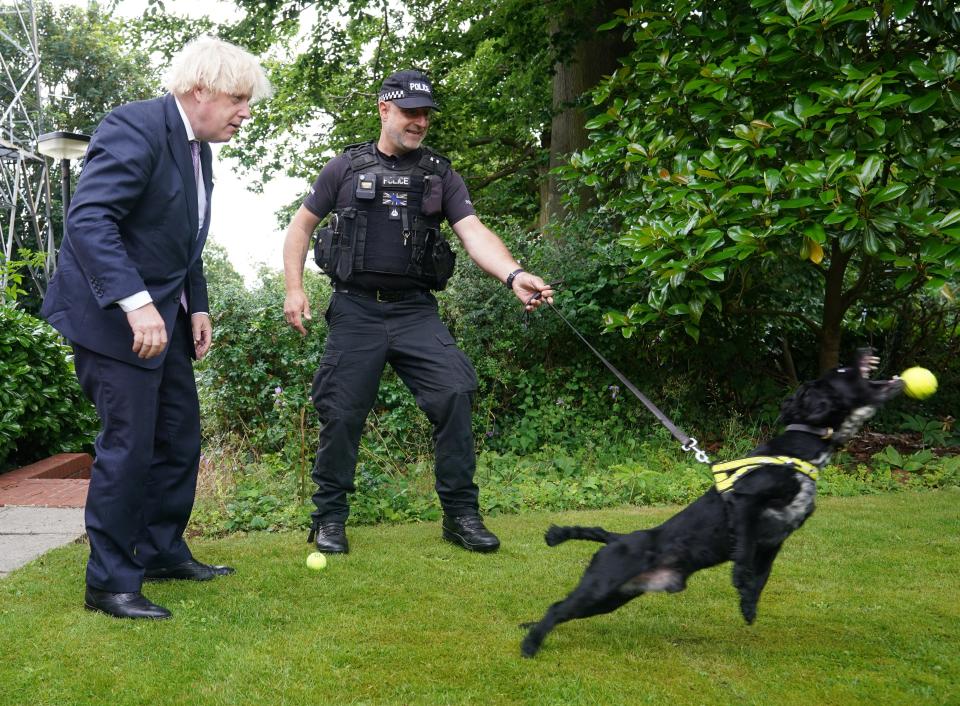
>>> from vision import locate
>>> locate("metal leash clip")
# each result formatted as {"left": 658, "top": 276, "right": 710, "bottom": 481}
{"left": 681, "top": 438, "right": 711, "bottom": 465}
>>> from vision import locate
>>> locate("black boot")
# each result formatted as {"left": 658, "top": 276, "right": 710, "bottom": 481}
{"left": 309, "top": 522, "right": 349, "bottom": 554}
{"left": 442, "top": 514, "right": 500, "bottom": 553}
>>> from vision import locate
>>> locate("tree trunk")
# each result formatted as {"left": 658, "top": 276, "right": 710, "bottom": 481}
{"left": 819, "top": 244, "right": 853, "bottom": 372}
{"left": 538, "top": 0, "right": 628, "bottom": 229}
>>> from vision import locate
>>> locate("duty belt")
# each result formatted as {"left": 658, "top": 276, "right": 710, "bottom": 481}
{"left": 333, "top": 284, "right": 426, "bottom": 302}
{"left": 710, "top": 455, "right": 819, "bottom": 494}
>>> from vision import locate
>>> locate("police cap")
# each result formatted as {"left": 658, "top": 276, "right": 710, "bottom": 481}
{"left": 378, "top": 70, "right": 439, "bottom": 110}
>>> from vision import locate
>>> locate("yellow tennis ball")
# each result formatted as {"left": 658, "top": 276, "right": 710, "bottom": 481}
{"left": 900, "top": 366, "right": 938, "bottom": 400}
{"left": 306, "top": 552, "right": 327, "bottom": 571}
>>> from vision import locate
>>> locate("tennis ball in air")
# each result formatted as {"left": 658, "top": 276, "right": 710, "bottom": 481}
{"left": 900, "top": 366, "right": 938, "bottom": 400}
{"left": 306, "top": 552, "right": 327, "bottom": 571}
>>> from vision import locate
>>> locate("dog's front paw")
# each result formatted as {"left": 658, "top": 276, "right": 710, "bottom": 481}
{"left": 740, "top": 599, "right": 757, "bottom": 625}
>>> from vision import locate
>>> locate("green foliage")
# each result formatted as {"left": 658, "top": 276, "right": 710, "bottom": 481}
{"left": 569, "top": 0, "right": 960, "bottom": 368}
{"left": 0, "top": 306, "right": 96, "bottom": 472}
{"left": 0, "top": 1, "right": 161, "bottom": 312}
{"left": 196, "top": 267, "right": 329, "bottom": 451}
{"left": 36, "top": 0, "right": 160, "bottom": 135}
{"left": 0, "top": 250, "right": 45, "bottom": 305}
{"left": 220, "top": 0, "right": 597, "bottom": 222}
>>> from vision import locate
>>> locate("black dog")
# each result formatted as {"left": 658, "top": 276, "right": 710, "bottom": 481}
{"left": 521, "top": 350, "right": 904, "bottom": 657}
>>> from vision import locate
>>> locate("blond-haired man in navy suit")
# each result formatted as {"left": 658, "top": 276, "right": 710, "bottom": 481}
{"left": 42, "top": 37, "right": 271, "bottom": 619}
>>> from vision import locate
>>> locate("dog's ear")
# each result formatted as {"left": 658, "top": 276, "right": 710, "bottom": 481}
{"left": 779, "top": 381, "right": 834, "bottom": 425}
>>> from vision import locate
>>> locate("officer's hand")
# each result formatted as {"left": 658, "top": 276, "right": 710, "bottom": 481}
{"left": 127, "top": 303, "right": 168, "bottom": 359}
{"left": 512, "top": 273, "right": 554, "bottom": 312}
{"left": 192, "top": 313, "right": 212, "bottom": 360}
{"left": 284, "top": 289, "right": 313, "bottom": 336}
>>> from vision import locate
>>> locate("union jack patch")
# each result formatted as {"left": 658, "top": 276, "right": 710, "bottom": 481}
{"left": 383, "top": 192, "right": 408, "bottom": 207}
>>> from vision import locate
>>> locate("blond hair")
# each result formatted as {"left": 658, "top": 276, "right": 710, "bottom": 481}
{"left": 163, "top": 36, "right": 272, "bottom": 102}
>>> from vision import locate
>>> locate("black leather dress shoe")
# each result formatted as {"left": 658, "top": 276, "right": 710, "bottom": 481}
{"left": 442, "top": 514, "right": 500, "bottom": 553}
{"left": 312, "top": 522, "right": 349, "bottom": 554}
{"left": 84, "top": 587, "right": 171, "bottom": 620}
{"left": 144, "top": 559, "right": 235, "bottom": 582}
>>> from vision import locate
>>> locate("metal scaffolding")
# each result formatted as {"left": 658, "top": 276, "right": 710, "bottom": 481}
{"left": 0, "top": 0, "right": 54, "bottom": 304}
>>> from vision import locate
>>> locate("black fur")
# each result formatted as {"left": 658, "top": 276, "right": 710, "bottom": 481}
{"left": 520, "top": 350, "right": 904, "bottom": 657}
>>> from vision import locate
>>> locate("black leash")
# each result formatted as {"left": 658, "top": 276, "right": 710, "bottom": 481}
{"left": 525, "top": 289, "right": 711, "bottom": 465}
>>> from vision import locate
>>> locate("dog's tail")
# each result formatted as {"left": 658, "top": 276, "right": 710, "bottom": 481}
{"left": 545, "top": 525, "right": 623, "bottom": 547}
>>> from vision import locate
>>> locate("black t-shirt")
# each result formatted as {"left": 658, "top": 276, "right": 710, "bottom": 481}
{"left": 303, "top": 145, "right": 476, "bottom": 290}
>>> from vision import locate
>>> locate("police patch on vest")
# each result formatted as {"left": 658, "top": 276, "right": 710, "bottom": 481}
{"left": 382, "top": 175, "right": 411, "bottom": 187}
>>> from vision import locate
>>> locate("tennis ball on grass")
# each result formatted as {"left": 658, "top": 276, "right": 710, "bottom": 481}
{"left": 306, "top": 552, "right": 327, "bottom": 571}
{"left": 900, "top": 366, "right": 937, "bottom": 400}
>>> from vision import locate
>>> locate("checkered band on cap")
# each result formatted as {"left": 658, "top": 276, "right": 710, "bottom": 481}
{"left": 378, "top": 69, "right": 439, "bottom": 109}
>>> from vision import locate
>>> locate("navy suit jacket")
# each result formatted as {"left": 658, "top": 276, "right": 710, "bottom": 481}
{"left": 42, "top": 94, "right": 213, "bottom": 369}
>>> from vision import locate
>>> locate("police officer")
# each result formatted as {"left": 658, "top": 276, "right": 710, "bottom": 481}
{"left": 283, "top": 69, "right": 553, "bottom": 554}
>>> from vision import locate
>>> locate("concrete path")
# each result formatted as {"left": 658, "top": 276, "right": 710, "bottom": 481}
{"left": 0, "top": 506, "right": 85, "bottom": 579}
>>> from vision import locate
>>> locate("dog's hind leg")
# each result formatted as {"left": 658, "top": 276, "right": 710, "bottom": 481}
{"left": 545, "top": 525, "right": 625, "bottom": 546}
{"left": 521, "top": 579, "right": 635, "bottom": 658}
{"left": 522, "top": 536, "right": 665, "bottom": 657}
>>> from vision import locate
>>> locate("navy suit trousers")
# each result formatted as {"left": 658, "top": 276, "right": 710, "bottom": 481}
{"left": 73, "top": 310, "right": 200, "bottom": 592}
{"left": 310, "top": 291, "right": 480, "bottom": 524}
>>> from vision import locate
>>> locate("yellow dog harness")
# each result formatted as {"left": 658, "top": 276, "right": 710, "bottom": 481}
{"left": 711, "top": 456, "right": 819, "bottom": 494}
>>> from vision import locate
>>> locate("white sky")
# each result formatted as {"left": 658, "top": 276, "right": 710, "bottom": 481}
{"left": 52, "top": 0, "right": 308, "bottom": 284}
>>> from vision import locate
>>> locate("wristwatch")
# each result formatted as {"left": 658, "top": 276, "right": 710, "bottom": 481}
{"left": 505, "top": 268, "right": 525, "bottom": 290}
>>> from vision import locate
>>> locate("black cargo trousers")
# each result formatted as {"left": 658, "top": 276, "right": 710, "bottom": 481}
{"left": 309, "top": 289, "right": 480, "bottom": 525}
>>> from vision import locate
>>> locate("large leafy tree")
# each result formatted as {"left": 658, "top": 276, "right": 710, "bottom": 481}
{"left": 0, "top": 0, "right": 160, "bottom": 310}
{"left": 571, "top": 0, "right": 960, "bottom": 372}
{"left": 37, "top": 0, "right": 159, "bottom": 134}
{"left": 221, "top": 0, "right": 627, "bottom": 226}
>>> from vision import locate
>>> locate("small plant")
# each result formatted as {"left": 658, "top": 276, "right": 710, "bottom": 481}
{"left": 898, "top": 413, "right": 960, "bottom": 448}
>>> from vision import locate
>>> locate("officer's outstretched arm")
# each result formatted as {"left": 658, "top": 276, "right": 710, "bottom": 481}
{"left": 452, "top": 215, "right": 554, "bottom": 312}
{"left": 283, "top": 205, "right": 322, "bottom": 335}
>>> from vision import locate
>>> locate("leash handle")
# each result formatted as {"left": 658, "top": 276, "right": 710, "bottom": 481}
{"left": 532, "top": 295, "right": 711, "bottom": 465}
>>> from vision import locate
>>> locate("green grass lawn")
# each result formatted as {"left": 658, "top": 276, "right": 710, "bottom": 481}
{"left": 2, "top": 490, "right": 958, "bottom": 705}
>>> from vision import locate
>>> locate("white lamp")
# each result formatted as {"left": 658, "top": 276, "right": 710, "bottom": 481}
{"left": 36, "top": 131, "right": 91, "bottom": 227}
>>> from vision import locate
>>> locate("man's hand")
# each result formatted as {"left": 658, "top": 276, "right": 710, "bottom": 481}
{"left": 512, "top": 273, "right": 554, "bottom": 312}
{"left": 127, "top": 302, "right": 168, "bottom": 359}
{"left": 192, "top": 313, "right": 212, "bottom": 359}
{"left": 284, "top": 289, "right": 313, "bottom": 336}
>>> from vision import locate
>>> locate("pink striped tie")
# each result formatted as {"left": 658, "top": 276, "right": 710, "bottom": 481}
{"left": 190, "top": 140, "right": 200, "bottom": 181}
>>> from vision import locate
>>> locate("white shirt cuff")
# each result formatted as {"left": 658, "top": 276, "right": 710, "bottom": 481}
{"left": 191, "top": 311, "right": 209, "bottom": 317}
{"left": 116, "top": 291, "right": 153, "bottom": 312}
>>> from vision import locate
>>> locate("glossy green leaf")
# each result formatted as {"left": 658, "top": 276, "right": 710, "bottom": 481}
{"left": 908, "top": 60, "right": 939, "bottom": 82}
{"left": 869, "top": 183, "right": 909, "bottom": 206}
{"left": 854, "top": 75, "right": 882, "bottom": 100}
{"left": 908, "top": 92, "right": 939, "bottom": 113}
{"left": 779, "top": 197, "right": 816, "bottom": 208}
{"left": 858, "top": 155, "right": 883, "bottom": 187}
{"left": 700, "top": 267, "right": 726, "bottom": 282}
{"left": 937, "top": 209, "right": 960, "bottom": 229}
{"left": 764, "top": 169, "right": 781, "bottom": 192}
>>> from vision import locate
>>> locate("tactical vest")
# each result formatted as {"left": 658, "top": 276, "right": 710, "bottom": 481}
{"left": 314, "top": 141, "right": 456, "bottom": 290}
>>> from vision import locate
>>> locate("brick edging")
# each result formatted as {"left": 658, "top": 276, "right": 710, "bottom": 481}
{"left": 0, "top": 453, "right": 93, "bottom": 486}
